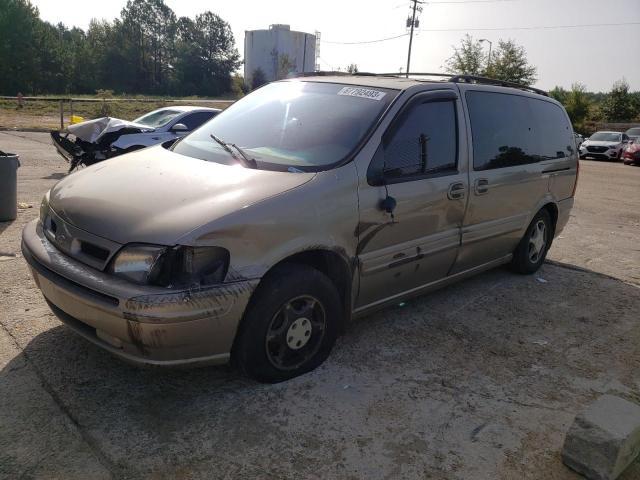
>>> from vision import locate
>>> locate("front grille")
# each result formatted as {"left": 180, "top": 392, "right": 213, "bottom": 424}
{"left": 44, "top": 209, "right": 120, "bottom": 271}
{"left": 587, "top": 146, "right": 608, "bottom": 153}
{"left": 80, "top": 241, "right": 110, "bottom": 262}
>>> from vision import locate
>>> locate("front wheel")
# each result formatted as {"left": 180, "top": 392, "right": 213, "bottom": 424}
{"left": 511, "top": 209, "right": 552, "bottom": 274}
{"left": 233, "top": 264, "right": 341, "bottom": 383}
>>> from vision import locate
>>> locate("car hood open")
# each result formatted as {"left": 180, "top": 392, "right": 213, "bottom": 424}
{"left": 66, "top": 117, "right": 153, "bottom": 143}
{"left": 48, "top": 145, "right": 315, "bottom": 245}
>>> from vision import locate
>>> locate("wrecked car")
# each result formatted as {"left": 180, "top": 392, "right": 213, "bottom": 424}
{"left": 23, "top": 75, "right": 577, "bottom": 383}
{"left": 50, "top": 106, "right": 220, "bottom": 171}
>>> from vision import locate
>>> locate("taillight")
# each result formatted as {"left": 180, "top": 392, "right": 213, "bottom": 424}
{"left": 572, "top": 158, "right": 580, "bottom": 197}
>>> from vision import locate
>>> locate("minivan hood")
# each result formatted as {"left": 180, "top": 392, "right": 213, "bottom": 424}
{"left": 49, "top": 146, "right": 315, "bottom": 244}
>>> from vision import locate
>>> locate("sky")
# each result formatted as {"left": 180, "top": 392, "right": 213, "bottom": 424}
{"left": 30, "top": 0, "right": 640, "bottom": 92}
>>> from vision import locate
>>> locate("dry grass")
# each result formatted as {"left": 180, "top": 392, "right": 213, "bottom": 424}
{"left": 0, "top": 98, "right": 232, "bottom": 130}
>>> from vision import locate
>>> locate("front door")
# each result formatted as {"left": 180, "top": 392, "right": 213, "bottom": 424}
{"left": 355, "top": 89, "right": 468, "bottom": 309}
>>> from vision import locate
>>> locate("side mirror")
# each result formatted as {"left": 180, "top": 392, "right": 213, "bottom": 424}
{"left": 171, "top": 123, "right": 188, "bottom": 132}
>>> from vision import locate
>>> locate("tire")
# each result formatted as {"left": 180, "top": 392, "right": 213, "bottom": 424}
{"left": 510, "top": 209, "right": 552, "bottom": 274}
{"left": 579, "top": 155, "right": 586, "bottom": 160}
{"left": 233, "top": 264, "right": 341, "bottom": 383}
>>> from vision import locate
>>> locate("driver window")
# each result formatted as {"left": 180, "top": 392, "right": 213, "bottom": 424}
{"left": 384, "top": 100, "right": 457, "bottom": 179}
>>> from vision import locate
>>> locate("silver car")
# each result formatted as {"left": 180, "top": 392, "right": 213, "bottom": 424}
{"left": 51, "top": 106, "right": 221, "bottom": 170}
{"left": 23, "top": 75, "right": 578, "bottom": 382}
{"left": 579, "top": 131, "right": 629, "bottom": 160}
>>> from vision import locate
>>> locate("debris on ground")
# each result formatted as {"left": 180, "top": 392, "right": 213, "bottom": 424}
{"left": 562, "top": 395, "right": 640, "bottom": 480}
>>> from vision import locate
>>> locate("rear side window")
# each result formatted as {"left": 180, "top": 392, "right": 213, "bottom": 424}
{"left": 384, "top": 100, "right": 457, "bottom": 178}
{"left": 466, "top": 91, "right": 536, "bottom": 170}
{"left": 529, "top": 98, "right": 573, "bottom": 160}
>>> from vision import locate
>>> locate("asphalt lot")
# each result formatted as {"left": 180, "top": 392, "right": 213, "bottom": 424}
{"left": 1, "top": 131, "right": 639, "bottom": 480}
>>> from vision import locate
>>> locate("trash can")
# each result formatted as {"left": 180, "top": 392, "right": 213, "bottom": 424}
{"left": 0, "top": 151, "right": 20, "bottom": 221}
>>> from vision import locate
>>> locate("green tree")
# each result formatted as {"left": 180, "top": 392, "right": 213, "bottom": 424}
{"left": 550, "top": 83, "right": 591, "bottom": 132}
{"left": 250, "top": 67, "right": 267, "bottom": 90}
{"left": 0, "top": 0, "right": 41, "bottom": 94}
{"left": 601, "top": 79, "right": 638, "bottom": 122}
{"left": 487, "top": 39, "right": 537, "bottom": 86}
{"left": 444, "top": 34, "right": 485, "bottom": 75}
{"left": 275, "top": 53, "right": 296, "bottom": 80}
{"left": 564, "top": 83, "right": 591, "bottom": 132}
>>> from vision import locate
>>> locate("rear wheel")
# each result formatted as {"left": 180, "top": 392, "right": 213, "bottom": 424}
{"left": 511, "top": 209, "right": 552, "bottom": 274}
{"left": 233, "top": 264, "right": 341, "bottom": 383}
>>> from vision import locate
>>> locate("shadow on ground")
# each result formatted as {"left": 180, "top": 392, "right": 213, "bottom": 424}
{"left": 1, "top": 263, "right": 639, "bottom": 480}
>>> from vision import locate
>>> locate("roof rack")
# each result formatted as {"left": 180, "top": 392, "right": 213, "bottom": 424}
{"left": 449, "top": 74, "right": 548, "bottom": 96}
{"left": 290, "top": 71, "right": 548, "bottom": 96}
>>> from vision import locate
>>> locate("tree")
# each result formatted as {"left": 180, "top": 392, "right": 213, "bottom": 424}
{"left": 601, "top": 79, "right": 638, "bottom": 122}
{"left": 564, "top": 83, "right": 591, "bottom": 132}
{"left": 347, "top": 63, "right": 359, "bottom": 74}
{"left": 444, "top": 34, "right": 485, "bottom": 75}
{"left": 0, "top": 0, "right": 41, "bottom": 94}
{"left": 487, "top": 39, "right": 537, "bottom": 86}
{"left": 445, "top": 36, "right": 537, "bottom": 86}
{"left": 550, "top": 83, "right": 591, "bottom": 132}
{"left": 0, "top": 1, "right": 240, "bottom": 96}
{"left": 274, "top": 53, "right": 296, "bottom": 80}
{"left": 251, "top": 67, "right": 267, "bottom": 90}
{"left": 174, "top": 12, "right": 241, "bottom": 96}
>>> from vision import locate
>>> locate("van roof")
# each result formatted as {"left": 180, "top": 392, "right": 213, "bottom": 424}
{"left": 289, "top": 72, "right": 548, "bottom": 97}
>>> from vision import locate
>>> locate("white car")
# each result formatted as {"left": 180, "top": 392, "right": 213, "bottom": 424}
{"left": 579, "top": 131, "right": 629, "bottom": 161}
{"left": 51, "top": 106, "right": 221, "bottom": 171}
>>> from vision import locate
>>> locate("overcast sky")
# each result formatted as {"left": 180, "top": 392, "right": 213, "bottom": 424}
{"left": 31, "top": 0, "right": 640, "bottom": 92}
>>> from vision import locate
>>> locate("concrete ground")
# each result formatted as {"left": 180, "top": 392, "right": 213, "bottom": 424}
{"left": 0, "top": 131, "right": 639, "bottom": 480}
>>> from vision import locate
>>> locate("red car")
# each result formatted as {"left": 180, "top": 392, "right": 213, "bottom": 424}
{"left": 622, "top": 139, "right": 640, "bottom": 165}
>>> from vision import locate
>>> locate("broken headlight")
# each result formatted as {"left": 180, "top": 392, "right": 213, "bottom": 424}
{"left": 109, "top": 244, "right": 229, "bottom": 288}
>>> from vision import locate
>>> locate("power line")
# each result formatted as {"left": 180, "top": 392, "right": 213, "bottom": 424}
{"left": 322, "top": 33, "right": 409, "bottom": 45}
{"left": 420, "top": 21, "right": 640, "bottom": 32}
{"left": 429, "top": 0, "right": 516, "bottom": 3}
{"left": 322, "top": 21, "right": 640, "bottom": 46}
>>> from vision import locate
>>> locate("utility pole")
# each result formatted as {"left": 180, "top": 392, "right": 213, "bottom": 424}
{"left": 479, "top": 38, "right": 493, "bottom": 72}
{"left": 405, "top": 0, "right": 423, "bottom": 78}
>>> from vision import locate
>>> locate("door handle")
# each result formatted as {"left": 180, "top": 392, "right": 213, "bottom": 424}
{"left": 447, "top": 182, "right": 466, "bottom": 200}
{"left": 474, "top": 178, "right": 489, "bottom": 195}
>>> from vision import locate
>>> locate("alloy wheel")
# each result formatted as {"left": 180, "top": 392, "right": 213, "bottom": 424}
{"left": 528, "top": 220, "right": 547, "bottom": 263}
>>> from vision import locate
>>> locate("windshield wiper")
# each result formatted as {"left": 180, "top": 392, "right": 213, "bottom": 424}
{"left": 229, "top": 143, "right": 257, "bottom": 169}
{"left": 210, "top": 134, "right": 256, "bottom": 169}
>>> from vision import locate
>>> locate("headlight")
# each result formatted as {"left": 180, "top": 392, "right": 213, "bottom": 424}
{"left": 109, "top": 244, "right": 229, "bottom": 288}
{"left": 40, "top": 191, "right": 50, "bottom": 222}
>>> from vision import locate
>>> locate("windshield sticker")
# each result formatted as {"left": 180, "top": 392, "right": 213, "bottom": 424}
{"left": 338, "top": 87, "right": 386, "bottom": 101}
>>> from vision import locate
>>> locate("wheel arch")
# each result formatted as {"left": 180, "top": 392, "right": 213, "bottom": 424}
{"left": 230, "top": 248, "right": 354, "bottom": 364}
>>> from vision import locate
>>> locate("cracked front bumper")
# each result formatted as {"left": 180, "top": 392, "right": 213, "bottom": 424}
{"left": 21, "top": 219, "right": 258, "bottom": 366}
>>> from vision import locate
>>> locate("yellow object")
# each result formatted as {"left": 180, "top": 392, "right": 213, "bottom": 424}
{"left": 70, "top": 115, "right": 84, "bottom": 124}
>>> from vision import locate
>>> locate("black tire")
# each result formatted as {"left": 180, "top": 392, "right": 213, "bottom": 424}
{"left": 510, "top": 209, "right": 552, "bottom": 274}
{"left": 233, "top": 264, "right": 341, "bottom": 383}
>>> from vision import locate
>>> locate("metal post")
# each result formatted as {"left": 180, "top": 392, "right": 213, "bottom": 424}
{"left": 405, "top": 0, "right": 418, "bottom": 78}
{"left": 59, "top": 99, "right": 64, "bottom": 129}
{"left": 480, "top": 38, "right": 493, "bottom": 72}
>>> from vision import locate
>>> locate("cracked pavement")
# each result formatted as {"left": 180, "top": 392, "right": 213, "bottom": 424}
{"left": 1, "top": 132, "right": 639, "bottom": 479}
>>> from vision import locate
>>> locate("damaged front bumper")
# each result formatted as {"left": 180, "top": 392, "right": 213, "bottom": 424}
{"left": 21, "top": 219, "right": 258, "bottom": 366}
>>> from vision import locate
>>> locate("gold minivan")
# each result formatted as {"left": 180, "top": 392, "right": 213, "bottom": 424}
{"left": 23, "top": 75, "right": 578, "bottom": 382}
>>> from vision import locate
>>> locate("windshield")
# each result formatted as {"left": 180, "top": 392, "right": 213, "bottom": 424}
{"left": 626, "top": 128, "right": 640, "bottom": 137}
{"left": 590, "top": 132, "right": 621, "bottom": 142}
{"left": 133, "top": 109, "right": 182, "bottom": 128}
{"left": 172, "top": 81, "right": 397, "bottom": 171}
